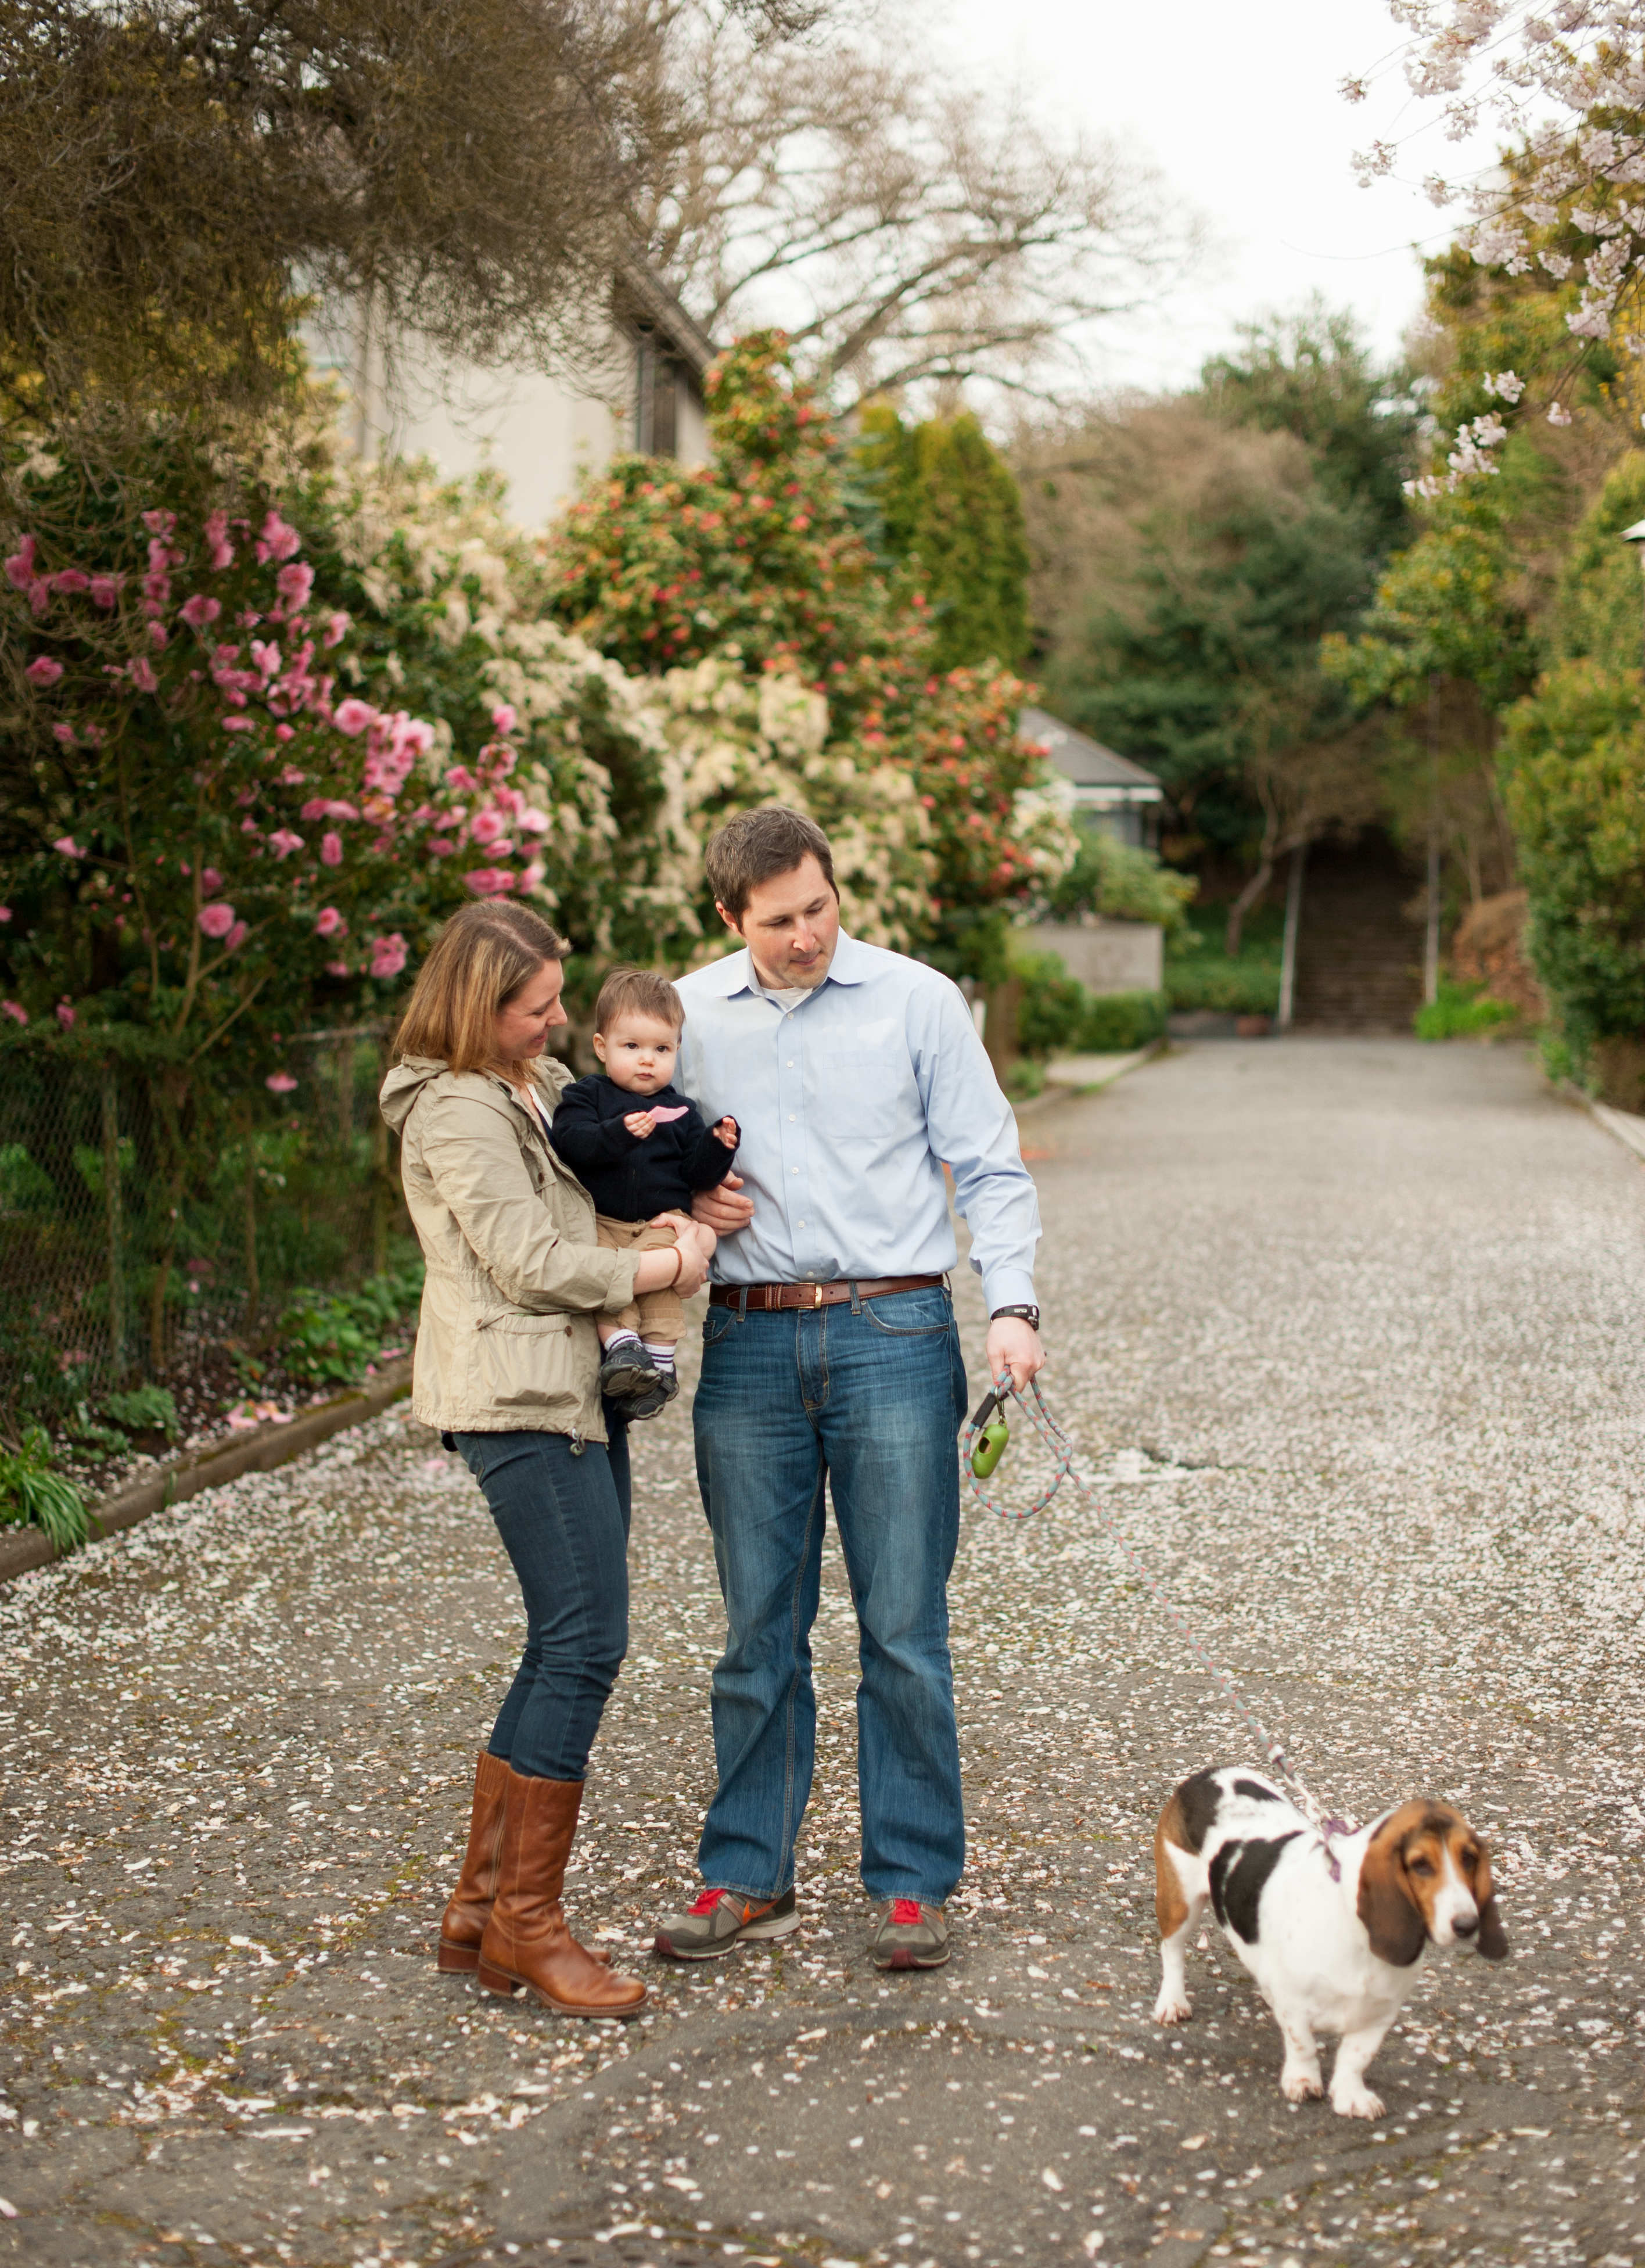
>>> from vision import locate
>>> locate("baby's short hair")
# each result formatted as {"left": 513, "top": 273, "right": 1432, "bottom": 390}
{"left": 593, "top": 966, "right": 685, "bottom": 1035}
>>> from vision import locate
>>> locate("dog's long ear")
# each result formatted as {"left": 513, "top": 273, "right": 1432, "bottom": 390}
{"left": 1357, "top": 1814, "right": 1427, "bottom": 1967}
{"left": 1473, "top": 1844, "right": 1509, "bottom": 1962}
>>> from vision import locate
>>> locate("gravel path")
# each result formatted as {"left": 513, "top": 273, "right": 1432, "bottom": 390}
{"left": 4, "top": 1035, "right": 1644, "bottom": 2268}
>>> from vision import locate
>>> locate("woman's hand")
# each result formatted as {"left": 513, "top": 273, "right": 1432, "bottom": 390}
{"left": 651, "top": 1209, "right": 716, "bottom": 1263}
{"left": 671, "top": 1225, "right": 713, "bottom": 1299}
{"left": 692, "top": 1168, "right": 755, "bottom": 1236}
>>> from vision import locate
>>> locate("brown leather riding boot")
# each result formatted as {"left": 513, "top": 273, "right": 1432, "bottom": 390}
{"left": 437, "top": 1750, "right": 511, "bottom": 1972}
{"left": 476, "top": 1769, "right": 646, "bottom": 2016}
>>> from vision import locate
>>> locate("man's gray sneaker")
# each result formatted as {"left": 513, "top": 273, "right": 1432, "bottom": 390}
{"left": 869, "top": 1897, "right": 949, "bottom": 1969}
{"left": 653, "top": 1886, "right": 800, "bottom": 1961}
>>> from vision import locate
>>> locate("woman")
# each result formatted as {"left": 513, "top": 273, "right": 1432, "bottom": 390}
{"left": 381, "top": 900, "right": 714, "bottom": 2017}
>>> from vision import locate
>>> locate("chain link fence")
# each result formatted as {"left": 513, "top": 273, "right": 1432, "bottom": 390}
{"left": 0, "top": 1026, "right": 407, "bottom": 1431}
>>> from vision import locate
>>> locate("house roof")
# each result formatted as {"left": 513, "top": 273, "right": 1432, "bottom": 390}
{"left": 1021, "top": 706, "right": 1162, "bottom": 799}
{"left": 615, "top": 261, "right": 718, "bottom": 380}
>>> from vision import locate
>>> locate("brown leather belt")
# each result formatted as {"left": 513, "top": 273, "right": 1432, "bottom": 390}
{"left": 709, "top": 1274, "right": 945, "bottom": 1311}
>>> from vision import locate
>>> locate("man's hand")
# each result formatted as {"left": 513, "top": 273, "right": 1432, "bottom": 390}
{"left": 623, "top": 1109, "right": 658, "bottom": 1139}
{"left": 984, "top": 1315, "right": 1044, "bottom": 1395}
{"left": 712, "top": 1115, "right": 739, "bottom": 1150}
{"left": 692, "top": 1168, "right": 755, "bottom": 1236}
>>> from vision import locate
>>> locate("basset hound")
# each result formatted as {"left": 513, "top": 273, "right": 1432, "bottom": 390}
{"left": 1151, "top": 1766, "right": 1507, "bottom": 2118}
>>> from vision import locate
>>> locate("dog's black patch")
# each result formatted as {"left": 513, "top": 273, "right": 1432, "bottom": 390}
{"left": 1174, "top": 1770, "right": 1224, "bottom": 1856}
{"left": 1233, "top": 1777, "right": 1281, "bottom": 1804}
{"left": 1209, "top": 1833, "right": 1301, "bottom": 1943}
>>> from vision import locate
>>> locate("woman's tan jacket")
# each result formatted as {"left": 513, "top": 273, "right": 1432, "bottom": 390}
{"left": 379, "top": 1053, "right": 641, "bottom": 1443}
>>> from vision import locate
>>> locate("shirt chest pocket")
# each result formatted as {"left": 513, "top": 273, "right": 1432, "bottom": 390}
{"left": 808, "top": 1051, "right": 908, "bottom": 1140}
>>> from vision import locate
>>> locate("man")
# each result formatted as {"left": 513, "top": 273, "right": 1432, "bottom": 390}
{"left": 654, "top": 805, "right": 1044, "bottom": 1972}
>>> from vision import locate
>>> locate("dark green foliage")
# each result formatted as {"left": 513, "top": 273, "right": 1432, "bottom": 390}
{"left": 856, "top": 405, "right": 1030, "bottom": 669}
{"left": 0, "top": 1427, "right": 91, "bottom": 1551}
{"left": 104, "top": 1385, "right": 178, "bottom": 1440}
{"left": 1044, "top": 824, "right": 1198, "bottom": 935}
{"left": 277, "top": 1258, "right": 423, "bottom": 1388}
{"left": 1013, "top": 951, "right": 1166, "bottom": 1057}
{"left": 1414, "top": 980, "right": 1518, "bottom": 1040}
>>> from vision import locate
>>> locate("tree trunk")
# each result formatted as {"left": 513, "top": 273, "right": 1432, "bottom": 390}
{"left": 1225, "top": 856, "right": 1274, "bottom": 957}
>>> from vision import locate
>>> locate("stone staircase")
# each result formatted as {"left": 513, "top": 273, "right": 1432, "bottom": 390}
{"left": 1291, "top": 834, "right": 1424, "bottom": 1033}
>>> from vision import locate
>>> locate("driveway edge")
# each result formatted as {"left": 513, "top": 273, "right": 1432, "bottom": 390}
{"left": 0, "top": 1358, "right": 415, "bottom": 1584}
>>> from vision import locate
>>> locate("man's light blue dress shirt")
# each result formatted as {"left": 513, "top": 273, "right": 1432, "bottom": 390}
{"left": 674, "top": 930, "right": 1039, "bottom": 1312}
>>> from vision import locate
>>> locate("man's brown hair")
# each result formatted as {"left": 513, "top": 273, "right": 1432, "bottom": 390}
{"left": 394, "top": 900, "right": 566, "bottom": 1075}
{"left": 593, "top": 966, "right": 684, "bottom": 1035}
{"left": 704, "top": 805, "right": 836, "bottom": 921}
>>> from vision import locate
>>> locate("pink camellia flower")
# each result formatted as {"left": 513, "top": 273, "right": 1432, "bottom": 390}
{"left": 203, "top": 510, "right": 235, "bottom": 569}
{"left": 428, "top": 838, "right": 455, "bottom": 857}
{"left": 53, "top": 837, "right": 84, "bottom": 857}
{"left": 222, "top": 715, "right": 256, "bottom": 732}
{"left": 27, "top": 578, "right": 49, "bottom": 618}
{"left": 148, "top": 620, "right": 168, "bottom": 648}
{"left": 267, "top": 829, "right": 304, "bottom": 860}
{"left": 52, "top": 569, "right": 89, "bottom": 595}
{"left": 490, "top": 704, "right": 518, "bottom": 734}
{"left": 250, "top": 639, "right": 282, "bottom": 681}
{"left": 202, "top": 869, "right": 223, "bottom": 893}
{"left": 256, "top": 511, "right": 301, "bottom": 564}
{"left": 275, "top": 561, "right": 315, "bottom": 611}
{"left": 25, "top": 656, "right": 63, "bottom": 686}
{"left": 320, "top": 831, "right": 343, "bottom": 867}
{"left": 325, "top": 959, "right": 351, "bottom": 978}
{"left": 179, "top": 594, "right": 222, "bottom": 632}
{"left": 278, "top": 765, "right": 307, "bottom": 786}
{"left": 274, "top": 723, "right": 294, "bottom": 741}
{"left": 0, "top": 906, "right": 9, "bottom": 920}
{"left": 198, "top": 902, "right": 236, "bottom": 939}
{"left": 4, "top": 536, "right": 37, "bottom": 589}
{"left": 464, "top": 867, "right": 516, "bottom": 898}
{"left": 315, "top": 907, "right": 346, "bottom": 938}
{"left": 89, "top": 574, "right": 124, "bottom": 610}
{"left": 469, "top": 808, "right": 509, "bottom": 846}
{"left": 127, "top": 655, "right": 159, "bottom": 693}
{"left": 1, "top": 1000, "right": 26, "bottom": 1025}
{"left": 142, "top": 509, "right": 177, "bottom": 539}
{"left": 369, "top": 932, "right": 408, "bottom": 979}
{"left": 225, "top": 920, "right": 248, "bottom": 950}
{"left": 52, "top": 723, "right": 75, "bottom": 744}
{"left": 333, "top": 698, "right": 378, "bottom": 737}
{"left": 265, "top": 1071, "right": 299, "bottom": 1094}
{"left": 323, "top": 611, "right": 351, "bottom": 648}
{"left": 55, "top": 1000, "right": 76, "bottom": 1029}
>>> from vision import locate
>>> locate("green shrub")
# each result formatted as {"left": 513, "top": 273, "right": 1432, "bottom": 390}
{"left": 1012, "top": 949, "right": 1167, "bottom": 1058}
{"left": 277, "top": 1258, "right": 424, "bottom": 1388}
{"left": 104, "top": 1385, "right": 179, "bottom": 1440}
{"left": 1043, "top": 827, "right": 1199, "bottom": 938}
{"left": 0, "top": 1427, "right": 91, "bottom": 1552}
{"left": 1079, "top": 990, "right": 1169, "bottom": 1052}
{"left": 1414, "top": 981, "right": 1519, "bottom": 1042}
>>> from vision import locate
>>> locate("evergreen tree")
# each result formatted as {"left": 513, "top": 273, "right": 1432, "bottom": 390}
{"left": 856, "top": 405, "right": 1030, "bottom": 670}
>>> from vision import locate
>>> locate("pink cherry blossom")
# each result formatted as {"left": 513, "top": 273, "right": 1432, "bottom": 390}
{"left": 265, "top": 1071, "right": 299, "bottom": 1093}
{"left": 180, "top": 594, "right": 222, "bottom": 631}
{"left": 142, "top": 509, "right": 177, "bottom": 539}
{"left": 225, "top": 920, "right": 248, "bottom": 950}
{"left": 369, "top": 933, "right": 408, "bottom": 979}
{"left": 55, "top": 1000, "right": 76, "bottom": 1029}
{"left": 126, "top": 655, "right": 159, "bottom": 693}
{"left": 202, "top": 868, "right": 223, "bottom": 892}
{"left": 315, "top": 907, "right": 346, "bottom": 938}
{"left": 324, "top": 611, "right": 351, "bottom": 648}
{"left": 250, "top": 639, "right": 282, "bottom": 681}
{"left": 519, "top": 806, "right": 551, "bottom": 834}
{"left": 52, "top": 723, "right": 74, "bottom": 744}
{"left": 256, "top": 511, "right": 302, "bottom": 564}
{"left": 490, "top": 704, "right": 519, "bottom": 735}
{"left": 53, "top": 837, "right": 84, "bottom": 857}
{"left": 325, "top": 959, "right": 351, "bottom": 978}
{"left": 203, "top": 511, "right": 235, "bottom": 569}
{"left": 469, "top": 808, "right": 509, "bottom": 846}
{"left": 1, "top": 1001, "right": 26, "bottom": 1025}
{"left": 25, "top": 656, "right": 63, "bottom": 686}
{"left": 223, "top": 716, "right": 256, "bottom": 732}
{"left": 278, "top": 765, "right": 307, "bottom": 786}
{"left": 333, "top": 699, "right": 378, "bottom": 737}
{"left": 198, "top": 902, "right": 236, "bottom": 939}
{"left": 0, "top": 907, "right": 9, "bottom": 921}
{"left": 89, "top": 575, "right": 124, "bottom": 610}
{"left": 27, "top": 579, "right": 49, "bottom": 618}
{"left": 52, "top": 569, "right": 89, "bottom": 595}
{"left": 268, "top": 829, "right": 304, "bottom": 859}
{"left": 274, "top": 723, "right": 294, "bottom": 741}
{"left": 320, "top": 831, "right": 343, "bottom": 867}
{"left": 428, "top": 838, "right": 455, "bottom": 856}
{"left": 464, "top": 867, "right": 516, "bottom": 897}
{"left": 276, "top": 561, "right": 315, "bottom": 611}
{"left": 4, "top": 536, "right": 37, "bottom": 590}
{"left": 148, "top": 620, "right": 168, "bottom": 648}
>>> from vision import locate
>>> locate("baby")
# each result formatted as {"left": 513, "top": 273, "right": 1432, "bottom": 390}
{"left": 550, "top": 967, "right": 739, "bottom": 1415}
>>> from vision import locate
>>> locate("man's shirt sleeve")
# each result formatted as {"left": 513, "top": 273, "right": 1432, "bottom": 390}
{"left": 914, "top": 979, "right": 1040, "bottom": 1312}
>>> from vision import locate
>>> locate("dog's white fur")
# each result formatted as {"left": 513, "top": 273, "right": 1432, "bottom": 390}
{"left": 1151, "top": 1767, "right": 1507, "bottom": 2118}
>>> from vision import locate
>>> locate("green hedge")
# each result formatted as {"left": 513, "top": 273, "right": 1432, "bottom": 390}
{"left": 1013, "top": 950, "right": 1167, "bottom": 1057}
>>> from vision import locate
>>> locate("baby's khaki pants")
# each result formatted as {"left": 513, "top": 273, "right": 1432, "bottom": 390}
{"left": 597, "top": 1215, "right": 684, "bottom": 1338}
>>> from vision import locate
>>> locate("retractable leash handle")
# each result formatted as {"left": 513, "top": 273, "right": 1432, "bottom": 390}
{"left": 958, "top": 1370, "right": 1350, "bottom": 1855}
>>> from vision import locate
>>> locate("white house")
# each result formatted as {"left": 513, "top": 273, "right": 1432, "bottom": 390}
{"left": 305, "top": 264, "right": 717, "bottom": 529}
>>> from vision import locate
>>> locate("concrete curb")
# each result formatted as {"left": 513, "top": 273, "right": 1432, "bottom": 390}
{"left": 1560, "top": 1080, "right": 1645, "bottom": 1164}
{"left": 1012, "top": 1035, "right": 1165, "bottom": 1120}
{"left": 0, "top": 1358, "right": 415, "bottom": 1585}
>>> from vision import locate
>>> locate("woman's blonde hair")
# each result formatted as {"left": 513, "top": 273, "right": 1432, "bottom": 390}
{"left": 395, "top": 901, "right": 567, "bottom": 1075}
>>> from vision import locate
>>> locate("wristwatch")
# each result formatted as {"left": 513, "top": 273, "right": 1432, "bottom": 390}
{"left": 990, "top": 1304, "right": 1041, "bottom": 1331}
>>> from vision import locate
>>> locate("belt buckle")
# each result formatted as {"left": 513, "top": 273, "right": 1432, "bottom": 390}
{"left": 811, "top": 1283, "right": 822, "bottom": 1308}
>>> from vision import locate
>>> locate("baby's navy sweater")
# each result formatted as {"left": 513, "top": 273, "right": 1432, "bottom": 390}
{"left": 549, "top": 1075, "right": 738, "bottom": 1219}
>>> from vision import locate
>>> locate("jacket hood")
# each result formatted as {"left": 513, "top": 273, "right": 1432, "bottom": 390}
{"left": 379, "top": 1054, "right": 449, "bottom": 1133}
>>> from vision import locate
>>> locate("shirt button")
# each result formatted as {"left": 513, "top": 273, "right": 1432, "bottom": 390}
{"left": 788, "top": 1114, "right": 795, "bottom": 1122}
{"left": 786, "top": 1060, "right": 793, "bottom": 1067}
{"left": 792, "top": 1167, "right": 799, "bottom": 1175}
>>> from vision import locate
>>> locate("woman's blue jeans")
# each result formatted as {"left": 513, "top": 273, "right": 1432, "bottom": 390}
{"left": 691, "top": 1284, "right": 970, "bottom": 1905}
{"left": 452, "top": 1423, "right": 630, "bottom": 1782}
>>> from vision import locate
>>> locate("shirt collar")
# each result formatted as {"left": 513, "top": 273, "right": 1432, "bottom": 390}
{"left": 690, "top": 927, "right": 869, "bottom": 998}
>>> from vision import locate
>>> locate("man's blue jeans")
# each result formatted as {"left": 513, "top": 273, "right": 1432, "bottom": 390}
{"left": 453, "top": 1423, "right": 631, "bottom": 1782}
{"left": 692, "top": 1284, "right": 969, "bottom": 1905}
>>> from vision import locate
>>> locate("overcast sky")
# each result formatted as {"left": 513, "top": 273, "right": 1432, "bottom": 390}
{"left": 939, "top": 0, "right": 1502, "bottom": 394}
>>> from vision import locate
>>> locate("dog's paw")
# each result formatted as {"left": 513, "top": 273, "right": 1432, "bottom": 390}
{"left": 1280, "top": 2067, "right": 1324, "bottom": 2104}
{"left": 1331, "top": 2086, "right": 1385, "bottom": 2120}
{"left": 1152, "top": 1994, "right": 1192, "bottom": 2026}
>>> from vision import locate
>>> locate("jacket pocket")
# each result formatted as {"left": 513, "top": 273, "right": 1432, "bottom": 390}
{"left": 470, "top": 1309, "right": 590, "bottom": 1413}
